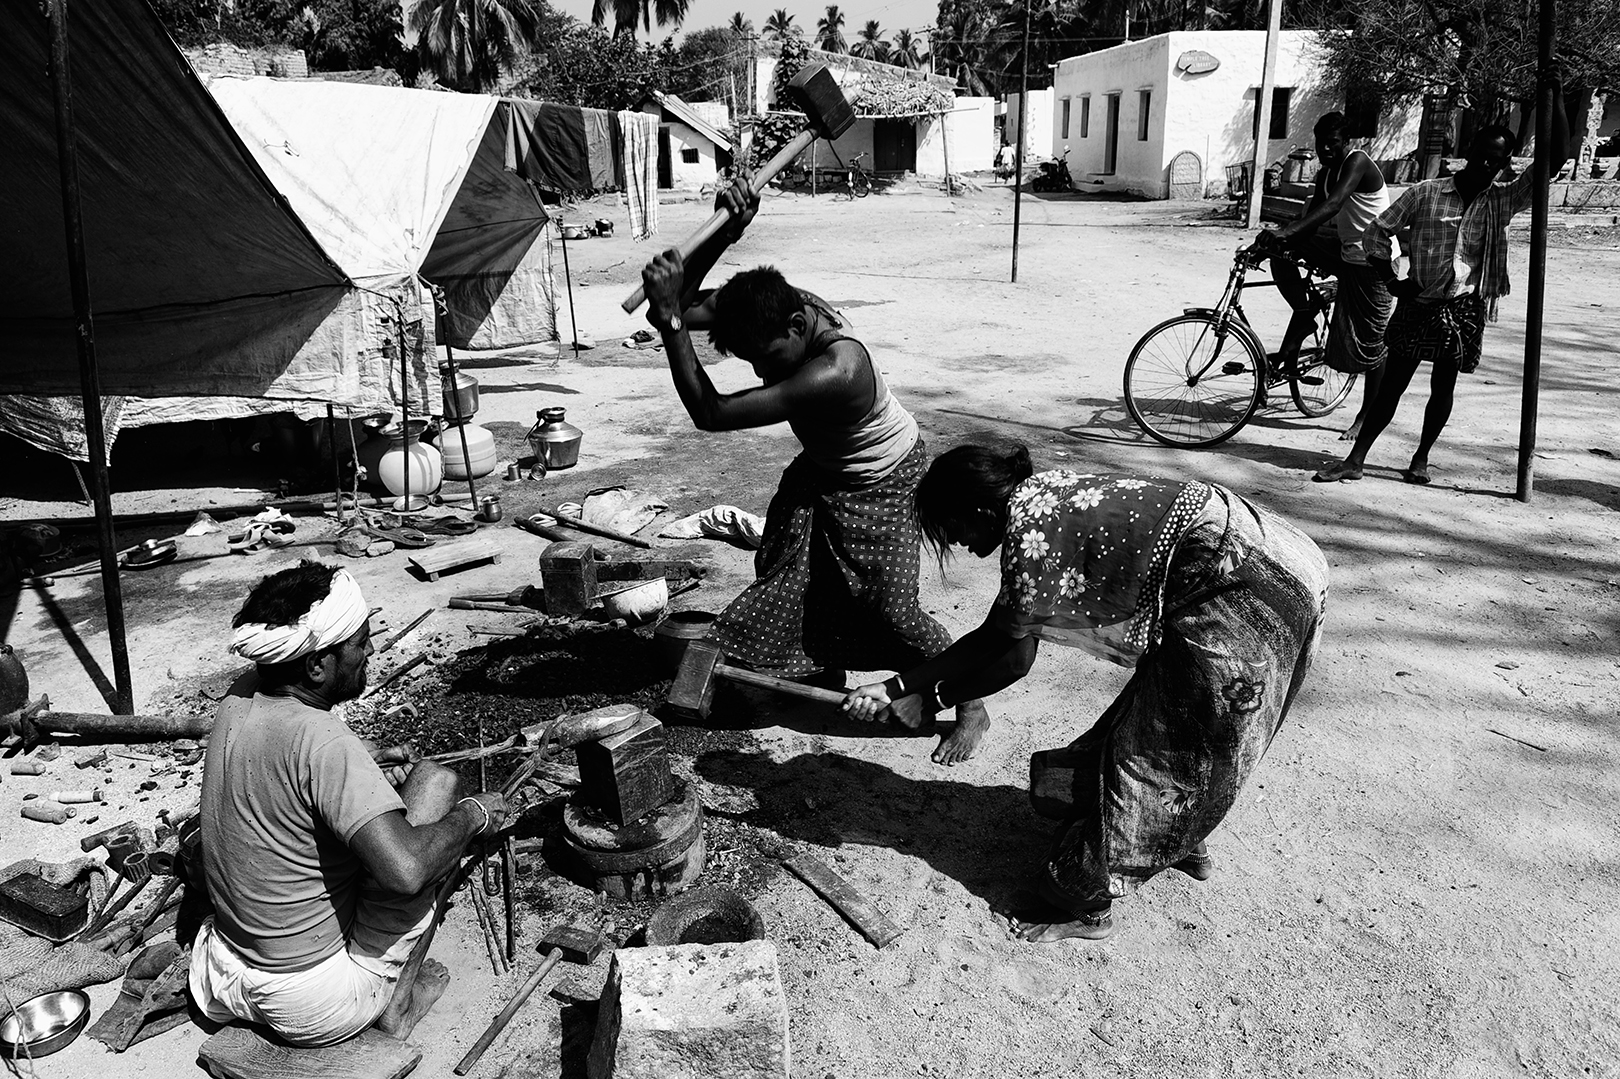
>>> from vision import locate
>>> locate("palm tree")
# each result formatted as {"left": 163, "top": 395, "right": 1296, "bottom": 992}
{"left": 817, "top": 4, "right": 847, "bottom": 53}
{"left": 763, "top": 8, "right": 796, "bottom": 41}
{"left": 728, "top": 11, "right": 753, "bottom": 36}
{"left": 890, "top": 28, "right": 924, "bottom": 69}
{"left": 590, "top": 0, "right": 690, "bottom": 38}
{"left": 852, "top": 20, "right": 889, "bottom": 61}
{"left": 410, "top": 0, "right": 543, "bottom": 92}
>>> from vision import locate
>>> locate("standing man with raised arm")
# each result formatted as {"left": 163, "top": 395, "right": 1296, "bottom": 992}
{"left": 638, "top": 172, "right": 992, "bottom": 765}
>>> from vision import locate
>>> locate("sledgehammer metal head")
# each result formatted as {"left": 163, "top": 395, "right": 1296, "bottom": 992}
{"left": 785, "top": 64, "right": 856, "bottom": 140}
{"left": 665, "top": 640, "right": 724, "bottom": 720}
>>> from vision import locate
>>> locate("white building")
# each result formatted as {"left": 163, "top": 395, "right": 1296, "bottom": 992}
{"left": 1003, "top": 89, "right": 1055, "bottom": 160}
{"left": 639, "top": 91, "right": 734, "bottom": 192}
{"left": 754, "top": 49, "right": 996, "bottom": 177}
{"left": 1050, "top": 30, "right": 1422, "bottom": 198}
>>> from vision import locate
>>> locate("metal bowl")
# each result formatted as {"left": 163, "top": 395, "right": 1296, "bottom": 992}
{"left": 597, "top": 577, "right": 668, "bottom": 626}
{"left": 0, "top": 989, "right": 91, "bottom": 1058}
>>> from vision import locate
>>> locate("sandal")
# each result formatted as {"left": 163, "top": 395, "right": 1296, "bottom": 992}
{"left": 404, "top": 514, "right": 478, "bottom": 537}
{"left": 359, "top": 518, "right": 433, "bottom": 549}
{"left": 1312, "top": 460, "right": 1364, "bottom": 483}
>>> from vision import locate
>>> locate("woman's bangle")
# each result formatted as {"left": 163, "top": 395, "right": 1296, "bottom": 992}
{"left": 458, "top": 796, "right": 491, "bottom": 836}
{"left": 928, "top": 682, "right": 948, "bottom": 713}
{"left": 882, "top": 676, "right": 906, "bottom": 700}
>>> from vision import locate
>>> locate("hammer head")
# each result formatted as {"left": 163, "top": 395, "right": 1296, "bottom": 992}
{"left": 786, "top": 64, "right": 856, "bottom": 140}
{"left": 664, "top": 640, "right": 722, "bottom": 720}
{"left": 542, "top": 924, "right": 605, "bottom": 965}
{"left": 539, "top": 541, "right": 600, "bottom": 618}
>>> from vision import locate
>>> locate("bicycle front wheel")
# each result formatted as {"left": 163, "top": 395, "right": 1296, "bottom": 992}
{"left": 1290, "top": 318, "right": 1357, "bottom": 417}
{"left": 1124, "top": 314, "right": 1264, "bottom": 448}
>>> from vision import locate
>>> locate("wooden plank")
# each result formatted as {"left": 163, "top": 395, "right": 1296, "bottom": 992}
{"left": 198, "top": 1025, "right": 421, "bottom": 1079}
{"left": 406, "top": 537, "right": 501, "bottom": 581}
{"left": 783, "top": 852, "right": 903, "bottom": 949}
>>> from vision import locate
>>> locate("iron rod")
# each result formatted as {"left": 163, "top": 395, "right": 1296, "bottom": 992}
{"left": 1010, "top": 5, "right": 1031, "bottom": 283}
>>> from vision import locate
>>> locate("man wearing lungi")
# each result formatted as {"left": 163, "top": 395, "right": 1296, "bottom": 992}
{"left": 1256, "top": 110, "right": 1395, "bottom": 440}
{"left": 191, "top": 562, "right": 508, "bottom": 1045}
{"left": 640, "top": 175, "right": 991, "bottom": 765}
{"left": 1314, "top": 83, "right": 1569, "bottom": 485}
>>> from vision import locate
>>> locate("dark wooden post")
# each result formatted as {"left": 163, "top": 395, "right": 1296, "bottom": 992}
{"left": 1010, "top": 4, "right": 1032, "bottom": 283}
{"left": 1516, "top": 0, "right": 1556, "bottom": 503}
{"left": 44, "top": 0, "right": 133, "bottom": 714}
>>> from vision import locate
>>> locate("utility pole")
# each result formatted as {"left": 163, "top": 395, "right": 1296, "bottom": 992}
{"left": 1246, "top": 0, "right": 1281, "bottom": 229}
{"left": 1010, "top": 3, "right": 1032, "bottom": 282}
{"left": 1516, "top": 0, "right": 1557, "bottom": 502}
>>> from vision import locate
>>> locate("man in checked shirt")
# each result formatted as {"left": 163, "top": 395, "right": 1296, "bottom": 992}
{"left": 1314, "top": 82, "right": 1569, "bottom": 485}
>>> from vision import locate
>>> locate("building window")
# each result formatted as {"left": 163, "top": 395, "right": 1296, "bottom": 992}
{"left": 680, "top": 147, "right": 701, "bottom": 164}
{"left": 1061, "top": 98, "right": 1071, "bottom": 139}
{"left": 1137, "top": 89, "right": 1151, "bottom": 141}
{"left": 1252, "top": 87, "right": 1293, "bottom": 141}
{"left": 1080, "top": 95, "right": 1090, "bottom": 138}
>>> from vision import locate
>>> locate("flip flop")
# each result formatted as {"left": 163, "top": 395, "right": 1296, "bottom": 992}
{"left": 360, "top": 520, "right": 434, "bottom": 549}
{"left": 1312, "top": 461, "right": 1363, "bottom": 483}
{"left": 1402, "top": 465, "right": 1432, "bottom": 485}
{"left": 404, "top": 514, "right": 478, "bottom": 537}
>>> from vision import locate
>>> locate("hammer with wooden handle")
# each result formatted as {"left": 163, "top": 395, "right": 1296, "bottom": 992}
{"left": 621, "top": 63, "right": 857, "bottom": 314}
{"left": 663, "top": 640, "right": 849, "bottom": 719}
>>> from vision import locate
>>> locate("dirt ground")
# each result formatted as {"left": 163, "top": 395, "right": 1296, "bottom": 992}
{"left": 2, "top": 181, "right": 1617, "bottom": 1079}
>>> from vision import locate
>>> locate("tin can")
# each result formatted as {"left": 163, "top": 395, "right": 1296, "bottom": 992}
{"left": 478, "top": 495, "right": 503, "bottom": 523}
{"left": 504, "top": 462, "right": 521, "bottom": 482}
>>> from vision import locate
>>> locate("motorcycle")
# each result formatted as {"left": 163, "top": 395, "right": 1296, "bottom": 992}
{"left": 1030, "top": 150, "right": 1073, "bottom": 193}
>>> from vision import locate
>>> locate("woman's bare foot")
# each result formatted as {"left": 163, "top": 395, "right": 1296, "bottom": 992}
{"left": 1007, "top": 895, "right": 1116, "bottom": 943}
{"left": 1339, "top": 416, "right": 1364, "bottom": 441}
{"left": 1402, "top": 457, "right": 1432, "bottom": 485}
{"left": 933, "top": 699, "right": 991, "bottom": 766}
{"left": 376, "top": 958, "right": 449, "bottom": 1040}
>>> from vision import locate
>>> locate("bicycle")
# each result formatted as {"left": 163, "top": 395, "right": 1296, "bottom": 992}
{"left": 845, "top": 151, "right": 873, "bottom": 198}
{"left": 1122, "top": 245, "right": 1355, "bottom": 448}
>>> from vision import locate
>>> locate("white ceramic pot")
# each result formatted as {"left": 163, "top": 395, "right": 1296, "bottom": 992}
{"left": 376, "top": 423, "right": 442, "bottom": 499}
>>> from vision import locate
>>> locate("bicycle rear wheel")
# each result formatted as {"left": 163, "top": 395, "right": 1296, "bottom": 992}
{"left": 852, "top": 171, "right": 871, "bottom": 197}
{"left": 1290, "top": 316, "right": 1357, "bottom": 417}
{"left": 1124, "top": 314, "right": 1264, "bottom": 448}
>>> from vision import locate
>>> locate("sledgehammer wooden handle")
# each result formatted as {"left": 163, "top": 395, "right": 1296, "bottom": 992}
{"left": 716, "top": 662, "right": 849, "bottom": 706}
{"left": 621, "top": 128, "right": 818, "bottom": 314}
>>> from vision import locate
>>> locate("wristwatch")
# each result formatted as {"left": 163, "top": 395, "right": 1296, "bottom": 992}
{"left": 656, "top": 312, "right": 683, "bottom": 334}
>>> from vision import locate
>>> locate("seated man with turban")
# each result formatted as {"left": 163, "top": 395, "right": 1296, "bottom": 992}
{"left": 190, "top": 561, "right": 507, "bottom": 1046}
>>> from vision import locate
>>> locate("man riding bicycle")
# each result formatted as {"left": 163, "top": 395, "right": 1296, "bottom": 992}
{"left": 1254, "top": 111, "right": 1393, "bottom": 439}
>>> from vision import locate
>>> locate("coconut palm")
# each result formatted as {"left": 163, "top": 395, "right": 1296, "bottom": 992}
{"left": 728, "top": 11, "right": 753, "bottom": 36}
{"left": 817, "top": 4, "right": 847, "bottom": 53}
{"left": 410, "top": 0, "right": 544, "bottom": 92}
{"left": 890, "top": 27, "right": 924, "bottom": 69}
{"left": 763, "top": 8, "right": 797, "bottom": 41}
{"left": 852, "top": 19, "right": 889, "bottom": 60}
{"left": 590, "top": 0, "right": 691, "bottom": 37}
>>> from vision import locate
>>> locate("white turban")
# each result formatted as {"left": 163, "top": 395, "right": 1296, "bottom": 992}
{"left": 229, "top": 568, "right": 369, "bottom": 665}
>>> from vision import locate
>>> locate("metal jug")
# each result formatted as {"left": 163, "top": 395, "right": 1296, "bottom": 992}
{"left": 527, "top": 407, "right": 583, "bottom": 472}
{"left": 441, "top": 366, "right": 480, "bottom": 422}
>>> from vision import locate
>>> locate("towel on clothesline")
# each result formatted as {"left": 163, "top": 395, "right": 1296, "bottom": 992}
{"left": 618, "top": 110, "right": 661, "bottom": 241}
{"left": 582, "top": 109, "right": 620, "bottom": 192}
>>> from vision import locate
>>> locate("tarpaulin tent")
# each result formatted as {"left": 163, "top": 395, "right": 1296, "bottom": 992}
{"left": 2, "top": 66, "right": 564, "bottom": 460}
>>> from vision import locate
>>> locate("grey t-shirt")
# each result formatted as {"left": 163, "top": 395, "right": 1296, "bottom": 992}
{"left": 200, "top": 682, "right": 405, "bottom": 973}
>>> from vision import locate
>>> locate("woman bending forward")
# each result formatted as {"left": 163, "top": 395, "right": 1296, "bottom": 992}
{"left": 844, "top": 444, "right": 1328, "bottom": 942}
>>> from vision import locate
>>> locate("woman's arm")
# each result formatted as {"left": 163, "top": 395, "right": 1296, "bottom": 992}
{"left": 843, "top": 609, "right": 1038, "bottom": 724}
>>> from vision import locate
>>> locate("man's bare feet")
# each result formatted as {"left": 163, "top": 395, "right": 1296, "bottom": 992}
{"left": 1402, "top": 457, "right": 1432, "bottom": 485}
{"left": 1007, "top": 896, "right": 1116, "bottom": 943}
{"left": 933, "top": 699, "right": 991, "bottom": 766}
{"left": 376, "top": 958, "right": 449, "bottom": 1041}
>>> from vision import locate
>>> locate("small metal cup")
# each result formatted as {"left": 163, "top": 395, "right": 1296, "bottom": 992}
{"left": 504, "top": 462, "right": 521, "bottom": 481}
{"left": 478, "top": 496, "right": 503, "bottom": 523}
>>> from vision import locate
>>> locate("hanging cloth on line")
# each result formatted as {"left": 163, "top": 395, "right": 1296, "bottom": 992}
{"left": 618, "top": 109, "right": 660, "bottom": 242}
{"left": 502, "top": 100, "right": 618, "bottom": 197}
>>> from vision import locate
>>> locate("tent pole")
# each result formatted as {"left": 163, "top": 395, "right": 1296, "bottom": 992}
{"left": 1516, "top": 0, "right": 1556, "bottom": 503}
{"left": 45, "top": 0, "right": 132, "bottom": 715}
{"left": 328, "top": 405, "right": 344, "bottom": 527}
{"left": 442, "top": 335, "right": 480, "bottom": 511}
{"left": 1010, "top": 4, "right": 1031, "bottom": 283}
{"left": 1247, "top": 0, "right": 1282, "bottom": 229}
{"left": 556, "top": 215, "right": 580, "bottom": 360}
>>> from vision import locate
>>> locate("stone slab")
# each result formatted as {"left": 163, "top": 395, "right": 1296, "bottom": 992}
{"left": 586, "top": 940, "right": 788, "bottom": 1079}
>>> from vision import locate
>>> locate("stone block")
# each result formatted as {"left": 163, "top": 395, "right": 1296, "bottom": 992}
{"left": 586, "top": 940, "right": 788, "bottom": 1079}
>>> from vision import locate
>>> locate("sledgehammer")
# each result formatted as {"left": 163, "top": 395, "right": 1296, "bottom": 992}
{"left": 620, "top": 63, "right": 857, "bottom": 314}
{"left": 664, "top": 640, "right": 849, "bottom": 719}
{"left": 453, "top": 924, "right": 604, "bottom": 1075}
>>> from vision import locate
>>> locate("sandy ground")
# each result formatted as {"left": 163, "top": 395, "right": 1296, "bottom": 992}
{"left": 1, "top": 183, "right": 1618, "bottom": 1078}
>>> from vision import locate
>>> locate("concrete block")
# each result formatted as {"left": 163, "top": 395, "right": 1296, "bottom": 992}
{"left": 586, "top": 940, "right": 789, "bottom": 1079}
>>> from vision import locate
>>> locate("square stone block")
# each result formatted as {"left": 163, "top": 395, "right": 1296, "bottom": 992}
{"left": 587, "top": 940, "right": 789, "bottom": 1079}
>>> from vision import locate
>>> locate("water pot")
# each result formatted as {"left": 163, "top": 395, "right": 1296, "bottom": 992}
{"left": 375, "top": 420, "right": 443, "bottom": 500}
{"left": 441, "top": 366, "right": 480, "bottom": 422}
{"left": 527, "top": 407, "right": 583, "bottom": 471}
